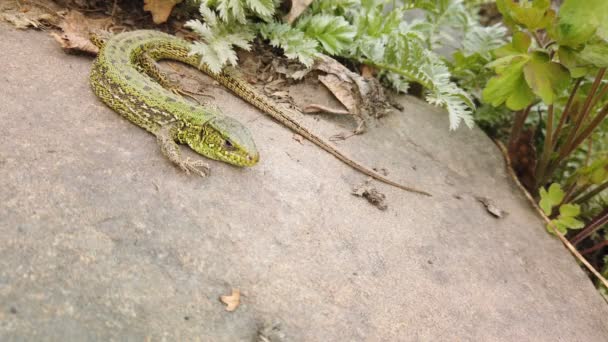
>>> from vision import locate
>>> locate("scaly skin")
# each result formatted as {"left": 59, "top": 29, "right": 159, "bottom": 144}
{"left": 90, "top": 30, "right": 431, "bottom": 196}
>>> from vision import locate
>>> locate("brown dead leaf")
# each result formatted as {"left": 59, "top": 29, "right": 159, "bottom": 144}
{"left": 220, "top": 288, "right": 240, "bottom": 312}
{"left": 143, "top": 0, "right": 183, "bottom": 24}
{"left": 303, "top": 104, "right": 350, "bottom": 115}
{"left": 51, "top": 10, "right": 113, "bottom": 54}
{"left": 284, "top": 0, "right": 314, "bottom": 24}
{"left": 310, "top": 55, "right": 394, "bottom": 133}
{"left": 475, "top": 196, "right": 505, "bottom": 218}
{"left": 318, "top": 74, "right": 358, "bottom": 114}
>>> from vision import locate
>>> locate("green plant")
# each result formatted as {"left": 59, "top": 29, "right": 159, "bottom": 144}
{"left": 481, "top": 0, "right": 608, "bottom": 192}
{"left": 539, "top": 183, "right": 584, "bottom": 235}
{"left": 185, "top": 0, "right": 484, "bottom": 130}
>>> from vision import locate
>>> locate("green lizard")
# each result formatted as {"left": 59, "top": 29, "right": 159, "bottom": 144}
{"left": 90, "top": 30, "right": 431, "bottom": 196}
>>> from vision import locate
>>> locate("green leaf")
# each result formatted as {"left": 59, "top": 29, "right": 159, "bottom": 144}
{"left": 547, "top": 220, "right": 568, "bottom": 235}
{"left": 551, "top": 0, "right": 608, "bottom": 47}
{"left": 494, "top": 31, "right": 531, "bottom": 57}
{"left": 558, "top": 46, "right": 591, "bottom": 78}
{"left": 556, "top": 216, "right": 585, "bottom": 229}
{"left": 578, "top": 159, "right": 608, "bottom": 185}
{"left": 559, "top": 203, "right": 580, "bottom": 217}
{"left": 539, "top": 183, "right": 565, "bottom": 215}
{"left": 523, "top": 52, "right": 570, "bottom": 104}
{"left": 578, "top": 40, "right": 608, "bottom": 68}
{"left": 483, "top": 56, "right": 535, "bottom": 110}
{"left": 496, "top": 0, "right": 555, "bottom": 30}
{"left": 296, "top": 14, "right": 356, "bottom": 55}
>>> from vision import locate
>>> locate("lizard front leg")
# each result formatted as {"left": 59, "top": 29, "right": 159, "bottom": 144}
{"left": 157, "top": 123, "right": 210, "bottom": 177}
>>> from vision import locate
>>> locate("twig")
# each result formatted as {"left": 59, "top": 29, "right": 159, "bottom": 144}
{"left": 494, "top": 140, "right": 608, "bottom": 289}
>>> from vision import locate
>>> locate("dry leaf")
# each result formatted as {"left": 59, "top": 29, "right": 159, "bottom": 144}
{"left": 284, "top": 0, "right": 314, "bottom": 24}
{"left": 0, "top": 0, "right": 60, "bottom": 29}
{"left": 51, "top": 10, "right": 113, "bottom": 54}
{"left": 311, "top": 55, "right": 393, "bottom": 133}
{"left": 220, "top": 288, "right": 240, "bottom": 311}
{"left": 476, "top": 196, "right": 504, "bottom": 218}
{"left": 318, "top": 74, "right": 358, "bottom": 114}
{"left": 143, "top": 0, "right": 183, "bottom": 24}
{"left": 303, "top": 104, "right": 350, "bottom": 115}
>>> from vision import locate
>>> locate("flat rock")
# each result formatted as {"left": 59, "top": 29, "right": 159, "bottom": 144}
{"left": 0, "top": 24, "right": 607, "bottom": 341}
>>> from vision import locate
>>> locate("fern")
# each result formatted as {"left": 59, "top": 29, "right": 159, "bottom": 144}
{"left": 295, "top": 14, "right": 356, "bottom": 56}
{"left": 208, "top": 0, "right": 275, "bottom": 22}
{"left": 185, "top": 3, "right": 254, "bottom": 73}
{"left": 185, "top": 0, "right": 491, "bottom": 129}
{"left": 258, "top": 22, "right": 319, "bottom": 66}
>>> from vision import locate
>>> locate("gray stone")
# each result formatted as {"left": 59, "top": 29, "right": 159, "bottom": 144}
{"left": 0, "top": 24, "right": 607, "bottom": 341}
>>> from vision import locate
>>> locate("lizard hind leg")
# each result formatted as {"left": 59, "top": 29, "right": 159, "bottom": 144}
{"left": 136, "top": 53, "right": 214, "bottom": 107}
{"left": 157, "top": 124, "right": 210, "bottom": 177}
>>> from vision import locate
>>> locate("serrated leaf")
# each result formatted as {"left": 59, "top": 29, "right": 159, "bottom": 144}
{"left": 297, "top": 14, "right": 356, "bottom": 55}
{"left": 539, "top": 183, "right": 565, "bottom": 215}
{"left": 523, "top": 52, "right": 570, "bottom": 104}
{"left": 483, "top": 56, "right": 535, "bottom": 110}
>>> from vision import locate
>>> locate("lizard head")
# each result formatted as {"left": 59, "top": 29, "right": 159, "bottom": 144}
{"left": 183, "top": 116, "right": 260, "bottom": 167}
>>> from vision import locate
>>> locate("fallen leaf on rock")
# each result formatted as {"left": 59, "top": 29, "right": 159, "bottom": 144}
{"left": 51, "top": 10, "right": 113, "bottom": 54}
{"left": 311, "top": 55, "right": 394, "bottom": 133}
{"left": 318, "top": 74, "right": 358, "bottom": 114}
{"left": 352, "top": 179, "right": 388, "bottom": 211}
{"left": 220, "top": 288, "right": 240, "bottom": 311}
{"left": 476, "top": 196, "right": 504, "bottom": 218}
{"left": 303, "top": 103, "right": 350, "bottom": 115}
{"left": 143, "top": 0, "right": 183, "bottom": 24}
{"left": 284, "top": 0, "right": 314, "bottom": 24}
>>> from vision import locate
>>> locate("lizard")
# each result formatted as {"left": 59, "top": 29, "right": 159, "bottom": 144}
{"left": 89, "top": 30, "right": 431, "bottom": 196}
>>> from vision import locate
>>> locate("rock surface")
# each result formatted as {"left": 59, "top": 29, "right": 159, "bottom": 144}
{"left": 1, "top": 24, "right": 607, "bottom": 341}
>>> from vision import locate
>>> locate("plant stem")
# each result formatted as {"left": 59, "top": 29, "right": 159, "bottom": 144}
{"left": 508, "top": 105, "right": 533, "bottom": 153}
{"left": 559, "top": 68, "right": 606, "bottom": 161}
{"left": 567, "top": 102, "right": 608, "bottom": 154}
{"left": 580, "top": 239, "right": 608, "bottom": 256}
{"left": 574, "top": 180, "right": 608, "bottom": 204}
{"left": 536, "top": 104, "right": 554, "bottom": 187}
{"left": 552, "top": 78, "right": 582, "bottom": 151}
{"left": 571, "top": 207, "right": 608, "bottom": 246}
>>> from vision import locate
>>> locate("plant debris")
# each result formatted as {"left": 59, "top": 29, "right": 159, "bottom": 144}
{"left": 0, "top": 0, "right": 61, "bottom": 29}
{"left": 475, "top": 196, "right": 505, "bottom": 218}
{"left": 309, "top": 55, "right": 394, "bottom": 134}
{"left": 220, "top": 288, "right": 240, "bottom": 312}
{"left": 51, "top": 10, "right": 114, "bottom": 54}
{"left": 257, "top": 321, "right": 287, "bottom": 342}
{"left": 143, "top": 0, "right": 183, "bottom": 24}
{"left": 352, "top": 179, "right": 388, "bottom": 211}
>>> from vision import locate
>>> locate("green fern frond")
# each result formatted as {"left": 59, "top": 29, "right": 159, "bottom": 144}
{"left": 296, "top": 14, "right": 356, "bottom": 55}
{"left": 258, "top": 22, "right": 319, "bottom": 67}
{"left": 185, "top": 3, "right": 254, "bottom": 73}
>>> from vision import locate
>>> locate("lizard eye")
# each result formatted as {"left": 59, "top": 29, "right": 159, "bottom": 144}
{"left": 224, "top": 139, "right": 236, "bottom": 150}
